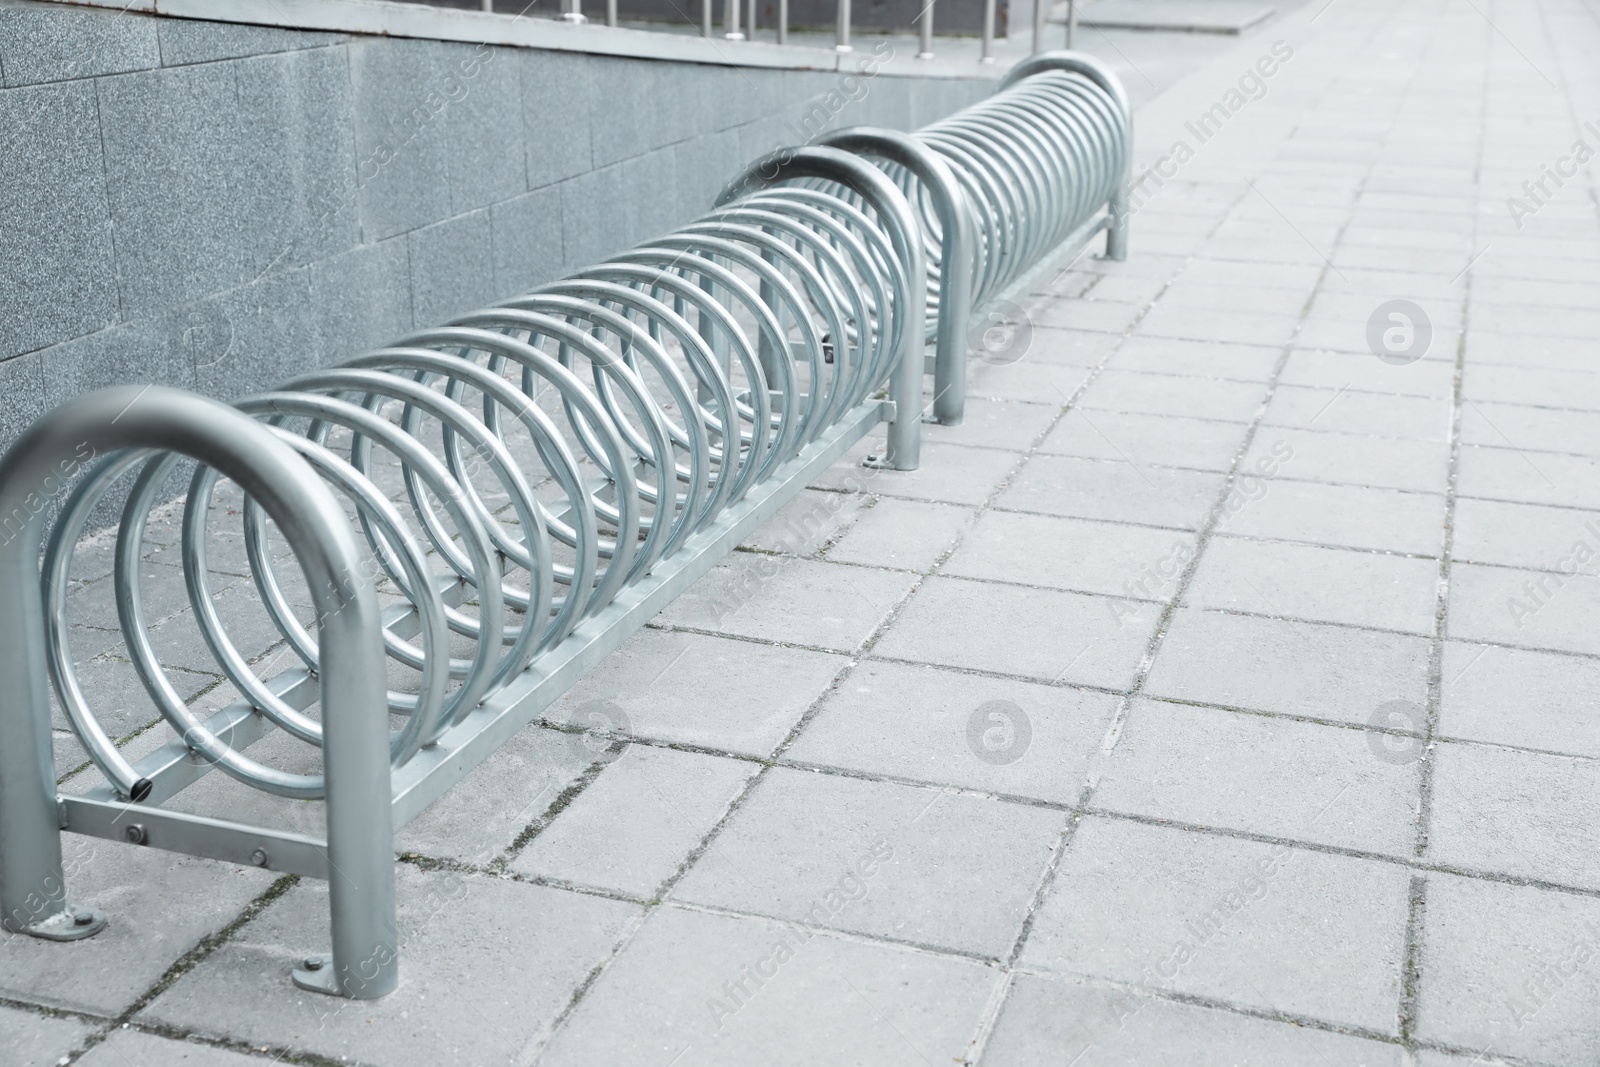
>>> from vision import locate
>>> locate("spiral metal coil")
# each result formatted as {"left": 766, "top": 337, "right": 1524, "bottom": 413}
{"left": 39, "top": 181, "right": 913, "bottom": 805}
{"left": 820, "top": 52, "right": 1130, "bottom": 424}
{"left": 833, "top": 67, "right": 1127, "bottom": 344}
{"left": 0, "top": 52, "right": 1128, "bottom": 998}
{"left": 913, "top": 65, "right": 1128, "bottom": 313}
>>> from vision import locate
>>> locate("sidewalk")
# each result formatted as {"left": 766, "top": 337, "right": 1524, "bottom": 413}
{"left": 8, "top": 0, "right": 1600, "bottom": 1064}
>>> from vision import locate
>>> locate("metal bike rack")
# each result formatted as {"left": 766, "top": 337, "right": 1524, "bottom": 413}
{"left": 825, "top": 50, "right": 1132, "bottom": 425}
{"left": 0, "top": 57, "right": 1130, "bottom": 1000}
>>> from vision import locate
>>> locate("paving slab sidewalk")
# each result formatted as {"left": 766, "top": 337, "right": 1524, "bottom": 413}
{"left": 10, "top": 0, "right": 1600, "bottom": 1064}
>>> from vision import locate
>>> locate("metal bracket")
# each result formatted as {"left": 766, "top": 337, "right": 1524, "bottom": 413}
{"left": 292, "top": 955, "right": 341, "bottom": 996}
{"left": 14, "top": 907, "right": 106, "bottom": 942}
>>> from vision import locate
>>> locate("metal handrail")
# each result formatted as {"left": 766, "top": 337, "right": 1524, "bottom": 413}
{"left": 1032, "top": 0, "right": 1079, "bottom": 54}
{"left": 347, "top": 0, "right": 1063, "bottom": 68}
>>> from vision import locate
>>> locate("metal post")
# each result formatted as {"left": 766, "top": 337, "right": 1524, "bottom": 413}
{"left": 981, "top": 0, "right": 995, "bottom": 62}
{"left": 748, "top": 0, "right": 757, "bottom": 38}
{"left": 778, "top": 0, "right": 788, "bottom": 43}
{"left": 1066, "top": 0, "right": 1076, "bottom": 47}
{"left": 703, "top": 0, "right": 713, "bottom": 36}
{"left": 607, "top": 0, "right": 618, "bottom": 26}
{"left": 726, "top": 0, "right": 743, "bottom": 39}
{"left": 561, "top": 0, "right": 586, "bottom": 22}
{"left": 917, "top": 0, "right": 934, "bottom": 58}
{"left": 1031, "top": 0, "right": 1046, "bottom": 54}
{"left": 822, "top": 127, "right": 976, "bottom": 425}
{"left": 836, "top": 0, "right": 851, "bottom": 51}
{"left": 0, "top": 406, "right": 105, "bottom": 943}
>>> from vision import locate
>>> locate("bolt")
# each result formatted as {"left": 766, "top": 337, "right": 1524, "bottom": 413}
{"left": 124, "top": 824, "right": 146, "bottom": 845}
{"left": 73, "top": 910, "right": 94, "bottom": 927}
{"left": 250, "top": 848, "right": 269, "bottom": 868}
{"left": 303, "top": 955, "right": 325, "bottom": 972}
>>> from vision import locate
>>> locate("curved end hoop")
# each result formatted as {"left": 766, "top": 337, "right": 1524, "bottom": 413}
{"left": 1001, "top": 50, "right": 1133, "bottom": 261}
{"left": 819, "top": 126, "right": 977, "bottom": 428}
{"left": 719, "top": 145, "right": 928, "bottom": 470}
{"left": 0, "top": 385, "right": 396, "bottom": 999}
{"left": 1000, "top": 50, "right": 1131, "bottom": 121}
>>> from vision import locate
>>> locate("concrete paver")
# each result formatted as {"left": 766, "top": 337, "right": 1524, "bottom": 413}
{"left": 1428, "top": 742, "right": 1600, "bottom": 890}
{"left": 1021, "top": 818, "right": 1412, "bottom": 1033}
{"left": 536, "top": 905, "right": 995, "bottom": 1067}
{"left": 1416, "top": 875, "right": 1600, "bottom": 1066}
{"left": 1079, "top": 367, "right": 1268, "bottom": 422}
{"left": 821, "top": 496, "right": 976, "bottom": 572}
{"left": 998, "top": 452, "right": 1225, "bottom": 527}
{"left": 1037, "top": 406, "right": 1252, "bottom": 472}
{"left": 138, "top": 868, "right": 641, "bottom": 1065}
{"left": 652, "top": 554, "right": 917, "bottom": 653}
{"left": 1261, "top": 386, "right": 1453, "bottom": 442}
{"left": 783, "top": 658, "right": 1118, "bottom": 803}
{"left": 1184, "top": 537, "right": 1441, "bottom": 634}
{"left": 1438, "top": 641, "right": 1600, "bottom": 757}
{"left": 965, "top": 357, "right": 1098, "bottom": 404}
{"left": 943, "top": 510, "right": 1202, "bottom": 598}
{"left": 510, "top": 745, "right": 758, "bottom": 898}
{"left": 76, "top": 1030, "right": 262, "bottom": 1066}
{"left": 983, "top": 974, "right": 1404, "bottom": 1066}
{"left": 1214, "top": 477, "right": 1447, "bottom": 555}
{"left": 872, "top": 574, "right": 1157, "bottom": 689}
{"left": 1243, "top": 426, "right": 1451, "bottom": 492}
{"left": 1145, "top": 606, "right": 1433, "bottom": 724}
{"left": 1092, "top": 698, "right": 1419, "bottom": 856}
{"left": 550, "top": 628, "right": 847, "bottom": 756}
{"left": 919, "top": 396, "right": 1060, "bottom": 452}
{"left": 1451, "top": 497, "right": 1600, "bottom": 574}
{"left": 0, "top": 1004, "right": 95, "bottom": 1067}
{"left": 1448, "top": 562, "right": 1600, "bottom": 656}
{"left": 0, "top": 849, "right": 278, "bottom": 1017}
{"left": 14, "top": 0, "right": 1600, "bottom": 1061}
{"left": 812, "top": 438, "right": 1021, "bottom": 505}
{"left": 1113, "top": 335, "right": 1281, "bottom": 381}
{"left": 673, "top": 766, "right": 1064, "bottom": 958}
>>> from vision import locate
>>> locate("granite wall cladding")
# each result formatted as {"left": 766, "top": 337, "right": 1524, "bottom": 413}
{"left": 0, "top": 0, "right": 991, "bottom": 455}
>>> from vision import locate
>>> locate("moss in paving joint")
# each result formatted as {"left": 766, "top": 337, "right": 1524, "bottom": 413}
{"left": 1398, "top": 873, "right": 1428, "bottom": 1045}
{"left": 497, "top": 755, "right": 616, "bottom": 866}
{"left": 396, "top": 852, "right": 489, "bottom": 877}
{"left": 541, "top": 956, "right": 616, "bottom": 1051}
{"left": 69, "top": 874, "right": 299, "bottom": 1064}
{"left": 141, "top": 874, "right": 299, "bottom": 1003}
{"left": 121, "top": 1020, "right": 352, "bottom": 1067}
{"left": 0, "top": 993, "right": 107, "bottom": 1026}
{"left": 504, "top": 871, "right": 652, "bottom": 908}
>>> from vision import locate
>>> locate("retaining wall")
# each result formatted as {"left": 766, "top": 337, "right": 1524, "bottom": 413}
{"left": 0, "top": 0, "right": 992, "bottom": 456}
